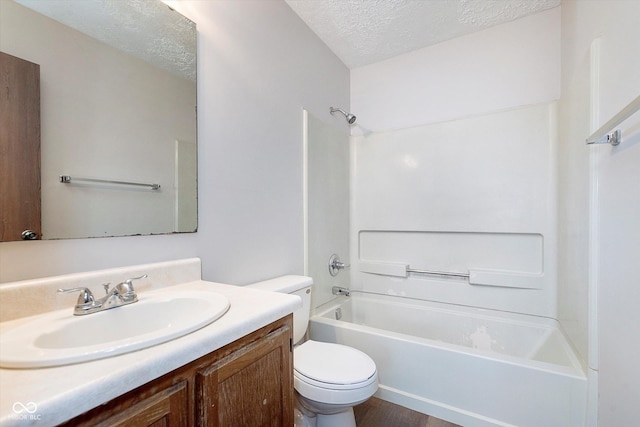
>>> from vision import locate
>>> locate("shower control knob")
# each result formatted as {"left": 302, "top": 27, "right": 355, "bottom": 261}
{"left": 329, "top": 254, "right": 350, "bottom": 277}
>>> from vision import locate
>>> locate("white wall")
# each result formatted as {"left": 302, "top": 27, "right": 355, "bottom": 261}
{"left": 558, "top": 1, "right": 640, "bottom": 425}
{"left": 182, "top": 0, "right": 349, "bottom": 285}
{"left": 349, "top": 8, "right": 560, "bottom": 317}
{"left": 351, "top": 7, "right": 560, "bottom": 134}
{"left": 0, "top": 0, "right": 349, "bottom": 284}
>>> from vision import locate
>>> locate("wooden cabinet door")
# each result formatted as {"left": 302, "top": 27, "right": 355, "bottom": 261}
{"left": 0, "top": 51, "right": 41, "bottom": 241}
{"left": 58, "top": 316, "right": 294, "bottom": 427}
{"left": 93, "top": 381, "right": 188, "bottom": 427}
{"left": 197, "top": 324, "right": 294, "bottom": 427}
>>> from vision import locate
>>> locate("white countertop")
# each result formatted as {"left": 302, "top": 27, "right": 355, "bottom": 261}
{"left": 0, "top": 280, "right": 301, "bottom": 427}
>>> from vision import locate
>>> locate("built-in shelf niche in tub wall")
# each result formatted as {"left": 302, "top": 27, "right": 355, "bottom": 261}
{"left": 355, "top": 230, "right": 552, "bottom": 317}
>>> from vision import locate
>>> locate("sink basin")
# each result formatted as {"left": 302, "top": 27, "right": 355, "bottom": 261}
{"left": 0, "top": 290, "right": 230, "bottom": 368}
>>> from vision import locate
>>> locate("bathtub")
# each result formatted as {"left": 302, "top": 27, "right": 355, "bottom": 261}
{"left": 309, "top": 293, "right": 586, "bottom": 427}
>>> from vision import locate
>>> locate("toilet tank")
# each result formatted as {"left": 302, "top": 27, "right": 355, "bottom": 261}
{"left": 248, "top": 275, "right": 313, "bottom": 344}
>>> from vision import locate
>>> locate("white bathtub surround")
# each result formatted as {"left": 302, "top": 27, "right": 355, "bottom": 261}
{"left": 344, "top": 9, "right": 570, "bottom": 423}
{"left": 310, "top": 294, "right": 586, "bottom": 427}
{"left": 351, "top": 103, "right": 558, "bottom": 318}
{"left": 0, "top": 259, "right": 301, "bottom": 426}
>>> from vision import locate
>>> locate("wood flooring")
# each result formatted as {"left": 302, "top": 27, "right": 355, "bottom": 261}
{"left": 354, "top": 397, "right": 462, "bottom": 427}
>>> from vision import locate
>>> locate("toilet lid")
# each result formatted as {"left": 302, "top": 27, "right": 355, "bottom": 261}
{"left": 294, "top": 340, "right": 376, "bottom": 385}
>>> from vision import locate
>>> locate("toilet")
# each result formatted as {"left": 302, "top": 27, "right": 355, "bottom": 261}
{"left": 249, "top": 275, "right": 378, "bottom": 427}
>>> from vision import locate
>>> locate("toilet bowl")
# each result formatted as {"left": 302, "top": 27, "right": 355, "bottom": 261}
{"left": 294, "top": 340, "right": 378, "bottom": 427}
{"left": 249, "top": 276, "right": 378, "bottom": 427}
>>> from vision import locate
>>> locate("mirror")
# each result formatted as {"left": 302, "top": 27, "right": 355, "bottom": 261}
{"left": 0, "top": 0, "right": 197, "bottom": 240}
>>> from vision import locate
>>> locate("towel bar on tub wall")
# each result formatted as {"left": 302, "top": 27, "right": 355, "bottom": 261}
{"left": 358, "top": 261, "right": 543, "bottom": 290}
{"left": 586, "top": 94, "right": 640, "bottom": 146}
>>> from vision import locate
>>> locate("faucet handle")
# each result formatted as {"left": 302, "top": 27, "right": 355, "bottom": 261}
{"left": 117, "top": 274, "right": 146, "bottom": 289}
{"left": 114, "top": 274, "right": 146, "bottom": 298}
{"left": 58, "top": 287, "right": 96, "bottom": 307}
{"left": 328, "top": 254, "right": 350, "bottom": 277}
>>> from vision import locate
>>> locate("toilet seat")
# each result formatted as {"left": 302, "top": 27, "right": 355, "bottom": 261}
{"left": 293, "top": 340, "right": 378, "bottom": 405}
{"left": 295, "top": 340, "right": 376, "bottom": 385}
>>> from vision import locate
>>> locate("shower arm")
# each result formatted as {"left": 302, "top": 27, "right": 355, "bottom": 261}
{"left": 330, "top": 107, "right": 356, "bottom": 124}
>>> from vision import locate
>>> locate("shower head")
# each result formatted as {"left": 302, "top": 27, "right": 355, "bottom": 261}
{"left": 330, "top": 107, "right": 356, "bottom": 125}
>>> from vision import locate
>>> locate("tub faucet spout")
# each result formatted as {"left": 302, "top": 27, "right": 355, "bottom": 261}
{"left": 332, "top": 286, "right": 351, "bottom": 297}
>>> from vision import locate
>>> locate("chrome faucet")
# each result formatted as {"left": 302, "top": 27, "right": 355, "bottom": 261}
{"left": 58, "top": 274, "right": 147, "bottom": 315}
{"left": 332, "top": 286, "right": 351, "bottom": 297}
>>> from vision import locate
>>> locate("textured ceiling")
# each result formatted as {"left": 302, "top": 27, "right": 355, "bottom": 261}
{"left": 15, "top": 0, "right": 196, "bottom": 81}
{"left": 285, "top": 0, "right": 561, "bottom": 68}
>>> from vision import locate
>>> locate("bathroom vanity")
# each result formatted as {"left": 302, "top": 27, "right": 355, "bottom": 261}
{"left": 60, "top": 315, "right": 293, "bottom": 426}
{"left": 0, "top": 259, "right": 300, "bottom": 426}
